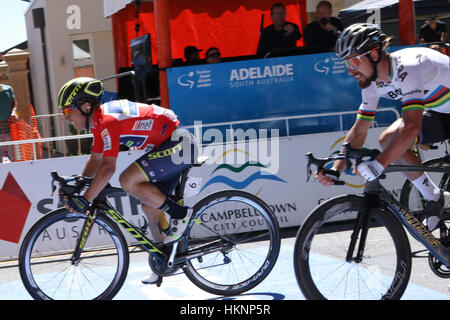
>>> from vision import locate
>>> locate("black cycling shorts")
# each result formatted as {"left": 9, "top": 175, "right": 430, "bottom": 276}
{"left": 417, "top": 110, "right": 450, "bottom": 145}
{"left": 134, "top": 127, "right": 196, "bottom": 195}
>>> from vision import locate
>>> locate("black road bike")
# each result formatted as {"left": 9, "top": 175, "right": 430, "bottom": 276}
{"left": 293, "top": 143, "right": 450, "bottom": 300}
{"left": 19, "top": 162, "right": 280, "bottom": 300}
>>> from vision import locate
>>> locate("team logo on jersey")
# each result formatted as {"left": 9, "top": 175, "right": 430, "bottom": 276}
{"left": 133, "top": 119, "right": 154, "bottom": 131}
{"left": 101, "top": 128, "right": 112, "bottom": 151}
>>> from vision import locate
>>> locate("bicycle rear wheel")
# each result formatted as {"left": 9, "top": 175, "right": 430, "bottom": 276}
{"left": 293, "top": 194, "right": 412, "bottom": 300}
{"left": 19, "top": 209, "right": 129, "bottom": 300}
{"left": 182, "top": 190, "right": 280, "bottom": 296}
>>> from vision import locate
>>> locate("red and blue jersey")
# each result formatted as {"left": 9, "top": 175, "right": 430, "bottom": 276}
{"left": 91, "top": 100, "right": 180, "bottom": 157}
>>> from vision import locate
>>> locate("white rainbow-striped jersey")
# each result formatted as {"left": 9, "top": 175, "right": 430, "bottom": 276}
{"left": 357, "top": 47, "right": 450, "bottom": 122}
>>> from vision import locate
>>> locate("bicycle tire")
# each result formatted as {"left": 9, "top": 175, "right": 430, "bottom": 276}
{"left": 19, "top": 208, "right": 130, "bottom": 300}
{"left": 293, "top": 194, "right": 412, "bottom": 300}
{"left": 182, "top": 190, "right": 280, "bottom": 296}
{"left": 400, "top": 157, "right": 450, "bottom": 212}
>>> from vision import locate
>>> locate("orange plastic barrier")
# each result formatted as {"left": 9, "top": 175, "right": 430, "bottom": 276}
{"left": 8, "top": 105, "right": 43, "bottom": 161}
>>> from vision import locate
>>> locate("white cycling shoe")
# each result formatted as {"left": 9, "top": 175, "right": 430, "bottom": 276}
{"left": 163, "top": 208, "right": 194, "bottom": 244}
{"left": 425, "top": 191, "right": 450, "bottom": 231}
{"left": 141, "top": 272, "right": 159, "bottom": 285}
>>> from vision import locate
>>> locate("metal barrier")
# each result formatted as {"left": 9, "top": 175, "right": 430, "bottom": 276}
{"left": 0, "top": 107, "right": 399, "bottom": 162}
{"left": 185, "top": 107, "right": 400, "bottom": 136}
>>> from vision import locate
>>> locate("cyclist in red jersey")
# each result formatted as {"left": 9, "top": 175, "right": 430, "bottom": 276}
{"left": 57, "top": 77, "right": 195, "bottom": 284}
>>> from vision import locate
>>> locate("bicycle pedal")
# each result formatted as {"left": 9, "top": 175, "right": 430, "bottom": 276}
{"left": 156, "top": 276, "right": 163, "bottom": 287}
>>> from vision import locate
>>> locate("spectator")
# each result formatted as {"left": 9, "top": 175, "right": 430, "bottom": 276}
{"left": 205, "top": 47, "right": 221, "bottom": 64}
{"left": 256, "top": 2, "right": 302, "bottom": 57}
{"left": 428, "top": 43, "right": 447, "bottom": 55}
{"left": 418, "top": 17, "right": 448, "bottom": 43}
{"left": 184, "top": 45, "right": 202, "bottom": 65}
{"left": 303, "top": 1, "right": 343, "bottom": 52}
{"left": 0, "top": 84, "right": 18, "bottom": 163}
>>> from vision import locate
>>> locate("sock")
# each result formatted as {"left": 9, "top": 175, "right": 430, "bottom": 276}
{"left": 158, "top": 196, "right": 188, "bottom": 219}
{"left": 411, "top": 173, "right": 441, "bottom": 201}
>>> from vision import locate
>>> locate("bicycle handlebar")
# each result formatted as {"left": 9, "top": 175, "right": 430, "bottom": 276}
{"left": 306, "top": 143, "right": 381, "bottom": 185}
{"left": 306, "top": 143, "right": 450, "bottom": 185}
{"left": 51, "top": 171, "right": 92, "bottom": 201}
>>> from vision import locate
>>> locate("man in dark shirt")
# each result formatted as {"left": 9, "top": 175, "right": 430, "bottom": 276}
{"left": 256, "top": 2, "right": 301, "bottom": 58}
{"left": 304, "top": 1, "right": 343, "bottom": 52}
{"left": 418, "top": 17, "right": 448, "bottom": 43}
{"left": 184, "top": 45, "right": 203, "bottom": 65}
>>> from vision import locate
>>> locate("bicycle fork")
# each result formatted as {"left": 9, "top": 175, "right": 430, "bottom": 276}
{"left": 71, "top": 210, "right": 98, "bottom": 264}
{"left": 346, "top": 209, "right": 372, "bottom": 263}
{"left": 346, "top": 194, "right": 378, "bottom": 264}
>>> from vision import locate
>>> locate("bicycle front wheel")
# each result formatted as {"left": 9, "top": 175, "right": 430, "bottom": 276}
{"left": 19, "top": 209, "right": 129, "bottom": 300}
{"left": 293, "top": 194, "right": 412, "bottom": 300}
{"left": 182, "top": 190, "right": 280, "bottom": 296}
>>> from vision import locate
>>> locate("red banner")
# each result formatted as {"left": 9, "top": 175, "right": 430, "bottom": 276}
{"left": 111, "top": 0, "right": 306, "bottom": 70}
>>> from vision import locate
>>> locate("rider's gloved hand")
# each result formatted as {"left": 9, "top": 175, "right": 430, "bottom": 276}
{"left": 67, "top": 195, "right": 91, "bottom": 213}
{"left": 357, "top": 159, "right": 384, "bottom": 181}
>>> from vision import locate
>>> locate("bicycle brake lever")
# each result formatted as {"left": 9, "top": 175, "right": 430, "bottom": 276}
{"left": 305, "top": 152, "right": 313, "bottom": 182}
{"left": 51, "top": 178, "right": 56, "bottom": 196}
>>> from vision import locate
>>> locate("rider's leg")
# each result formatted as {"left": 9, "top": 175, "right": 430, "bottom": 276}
{"left": 379, "top": 118, "right": 441, "bottom": 201}
{"left": 119, "top": 163, "right": 187, "bottom": 220}
{"left": 141, "top": 204, "right": 166, "bottom": 243}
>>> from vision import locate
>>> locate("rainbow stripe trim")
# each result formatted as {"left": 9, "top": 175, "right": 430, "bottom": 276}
{"left": 356, "top": 109, "right": 376, "bottom": 121}
{"left": 425, "top": 86, "right": 450, "bottom": 109}
{"left": 414, "top": 132, "right": 423, "bottom": 145}
{"left": 402, "top": 98, "right": 425, "bottom": 112}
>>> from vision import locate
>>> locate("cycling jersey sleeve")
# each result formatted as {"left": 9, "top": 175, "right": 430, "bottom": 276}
{"left": 357, "top": 84, "right": 380, "bottom": 122}
{"left": 91, "top": 124, "right": 120, "bottom": 157}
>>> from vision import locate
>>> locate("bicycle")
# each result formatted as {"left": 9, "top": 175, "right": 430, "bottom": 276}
{"left": 293, "top": 143, "right": 450, "bottom": 300}
{"left": 18, "top": 161, "right": 280, "bottom": 300}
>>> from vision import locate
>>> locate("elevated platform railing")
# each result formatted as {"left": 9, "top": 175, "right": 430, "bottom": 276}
{"left": 0, "top": 107, "right": 400, "bottom": 162}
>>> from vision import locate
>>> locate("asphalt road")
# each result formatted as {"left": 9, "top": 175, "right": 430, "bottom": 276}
{"left": 0, "top": 234, "right": 448, "bottom": 301}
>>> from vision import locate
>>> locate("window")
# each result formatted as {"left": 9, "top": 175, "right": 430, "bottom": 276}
{"left": 71, "top": 35, "right": 95, "bottom": 78}
{"left": 72, "top": 39, "right": 91, "bottom": 61}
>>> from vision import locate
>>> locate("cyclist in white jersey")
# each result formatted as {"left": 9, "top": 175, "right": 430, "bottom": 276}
{"left": 316, "top": 23, "right": 450, "bottom": 231}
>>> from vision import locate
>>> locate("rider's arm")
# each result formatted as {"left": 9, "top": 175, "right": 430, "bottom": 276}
{"left": 83, "top": 155, "right": 117, "bottom": 203}
{"left": 81, "top": 117, "right": 122, "bottom": 202}
{"left": 82, "top": 152, "right": 103, "bottom": 177}
{"left": 315, "top": 118, "right": 372, "bottom": 185}
{"left": 334, "top": 118, "right": 372, "bottom": 172}
{"left": 376, "top": 109, "right": 422, "bottom": 167}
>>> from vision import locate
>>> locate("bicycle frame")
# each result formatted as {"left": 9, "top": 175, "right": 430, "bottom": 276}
{"left": 72, "top": 164, "right": 225, "bottom": 269}
{"left": 357, "top": 164, "right": 450, "bottom": 268}
{"left": 69, "top": 168, "right": 192, "bottom": 266}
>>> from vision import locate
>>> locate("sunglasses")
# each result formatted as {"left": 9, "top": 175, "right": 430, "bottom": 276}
{"left": 343, "top": 48, "right": 378, "bottom": 70}
{"left": 207, "top": 52, "right": 220, "bottom": 58}
{"left": 62, "top": 105, "right": 77, "bottom": 117}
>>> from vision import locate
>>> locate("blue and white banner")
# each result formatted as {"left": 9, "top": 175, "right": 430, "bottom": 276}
{"left": 167, "top": 52, "right": 401, "bottom": 133}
